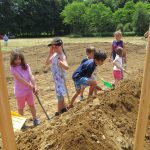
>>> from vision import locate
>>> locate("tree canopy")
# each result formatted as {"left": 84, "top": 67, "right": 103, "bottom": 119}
{"left": 0, "top": 0, "right": 149, "bottom": 37}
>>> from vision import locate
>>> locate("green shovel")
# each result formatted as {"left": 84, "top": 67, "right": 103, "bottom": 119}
{"left": 101, "top": 78, "right": 113, "bottom": 89}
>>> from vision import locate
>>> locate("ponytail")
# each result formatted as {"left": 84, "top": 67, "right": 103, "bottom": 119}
{"left": 62, "top": 46, "right": 67, "bottom": 58}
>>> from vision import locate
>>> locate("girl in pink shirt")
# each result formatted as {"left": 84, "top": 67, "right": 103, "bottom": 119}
{"left": 10, "top": 50, "right": 40, "bottom": 126}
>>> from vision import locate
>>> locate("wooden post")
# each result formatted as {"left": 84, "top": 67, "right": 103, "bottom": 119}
{"left": 0, "top": 41, "right": 17, "bottom": 149}
{"left": 134, "top": 26, "right": 150, "bottom": 150}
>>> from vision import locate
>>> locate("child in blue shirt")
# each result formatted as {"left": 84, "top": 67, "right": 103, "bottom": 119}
{"left": 80, "top": 46, "right": 96, "bottom": 100}
{"left": 68, "top": 51, "right": 107, "bottom": 108}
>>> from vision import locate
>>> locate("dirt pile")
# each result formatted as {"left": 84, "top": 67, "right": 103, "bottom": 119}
{"left": 15, "top": 71, "right": 150, "bottom": 150}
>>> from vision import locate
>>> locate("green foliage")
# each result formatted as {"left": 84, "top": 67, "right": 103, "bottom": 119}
{"left": 123, "top": 23, "right": 133, "bottom": 32}
{"left": 61, "top": 2, "right": 87, "bottom": 34}
{"left": 113, "top": 1, "right": 135, "bottom": 25}
{"left": 116, "top": 23, "right": 124, "bottom": 31}
{"left": 0, "top": 0, "right": 150, "bottom": 37}
{"left": 133, "top": 2, "right": 150, "bottom": 34}
{"left": 86, "top": 3, "right": 114, "bottom": 33}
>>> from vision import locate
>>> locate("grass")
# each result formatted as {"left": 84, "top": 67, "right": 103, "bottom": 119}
{"left": 0, "top": 36, "right": 147, "bottom": 51}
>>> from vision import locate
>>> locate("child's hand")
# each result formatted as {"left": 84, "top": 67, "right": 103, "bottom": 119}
{"left": 33, "top": 86, "right": 38, "bottom": 95}
{"left": 109, "top": 58, "right": 112, "bottom": 62}
{"left": 58, "top": 59, "right": 64, "bottom": 68}
{"left": 29, "top": 84, "right": 34, "bottom": 90}
{"left": 124, "top": 63, "right": 127, "bottom": 69}
{"left": 123, "top": 68, "right": 129, "bottom": 74}
{"left": 49, "top": 46, "right": 54, "bottom": 53}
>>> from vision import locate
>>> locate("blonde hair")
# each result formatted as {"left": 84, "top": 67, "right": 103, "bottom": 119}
{"left": 114, "top": 30, "right": 122, "bottom": 36}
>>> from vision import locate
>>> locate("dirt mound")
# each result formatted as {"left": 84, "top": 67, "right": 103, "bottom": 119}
{"left": 2, "top": 41, "right": 148, "bottom": 149}
{"left": 15, "top": 71, "right": 150, "bottom": 150}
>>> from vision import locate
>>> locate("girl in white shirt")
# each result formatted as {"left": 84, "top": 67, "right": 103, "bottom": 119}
{"left": 113, "top": 47, "right": 126, "bottom": 87}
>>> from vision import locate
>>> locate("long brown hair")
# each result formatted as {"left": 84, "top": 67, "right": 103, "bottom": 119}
{"left": 10, "top": 49, "right": 27, "bottom": 70}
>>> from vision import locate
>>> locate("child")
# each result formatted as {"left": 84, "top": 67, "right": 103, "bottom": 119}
{"left": 109, "top": 30, "right": 127, "bottom": 65}
{"left": 79, "top": 46, "right": 96, "bottom": 100}
{"left": 45, "top": 37, "right": 69, "bottom": 116}
{"left": 113, "top": 47, "right": 126, "bottom": 87}
{"left": 81, "top": 46, "right": 96, "bottom": 64}
{"left": 3, "top": 34, "right": 8, "bottom": 46}
{"left": 68, "top": 51, "right": 107, "bottom": 108}
{"left": 10, "top": 50, "right": 40, "bottom": 126}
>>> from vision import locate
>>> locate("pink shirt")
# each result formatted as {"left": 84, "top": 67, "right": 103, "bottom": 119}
{"left": 10, "top": 64, "right": 32, "bottom": 97}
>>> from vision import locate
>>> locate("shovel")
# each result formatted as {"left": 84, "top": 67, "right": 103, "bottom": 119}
{"left": 35, "top": 94, "right": 50, "bottom": 120}
{"left": 101, "top": 78, "right": 113, "bottom": 89}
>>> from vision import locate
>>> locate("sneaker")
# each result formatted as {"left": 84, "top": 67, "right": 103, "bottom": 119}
{"left": 61, "top": 108, "right": 68, "bottom": 114}
{"left": 80, "top": 96, "right": 84, "bottom": 101}
{"left": 55, "top": 112, "right": 60, "bottom": 116}
{"left": 33, "top": 118, "right": 40, "bottom": 126}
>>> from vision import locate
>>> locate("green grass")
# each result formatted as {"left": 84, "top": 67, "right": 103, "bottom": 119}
{"left": 0, "top": 36, "right": 147, "bottom": 51}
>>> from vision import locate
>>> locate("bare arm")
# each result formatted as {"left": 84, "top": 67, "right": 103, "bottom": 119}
{"left": 45, "top": 46, "right": 54, "bottom": 65}
{"left": 123, "top": 44, "right": 127, "bottom": 64}
{"left": 13, "top": 73, "right": 33, "bottom": 90}
{"left": 29, "top": 69, "right": 38, "bottom": 94}
{"left": 109, "top": 45, "right": 113, "bottom": 62}
{"left": 58, "top": 55, "right": 69, "bottom": 70}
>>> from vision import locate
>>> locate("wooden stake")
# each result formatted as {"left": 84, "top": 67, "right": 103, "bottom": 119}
{"left": 0, "top": 41, "right": 17, "bottom": 150}
{"left": 134, "top": 26, "right": 150, "bottom": 150}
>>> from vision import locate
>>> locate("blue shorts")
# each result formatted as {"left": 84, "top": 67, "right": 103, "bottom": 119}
{"left": 74, "top": 77, "right": 89, "bottom": 90}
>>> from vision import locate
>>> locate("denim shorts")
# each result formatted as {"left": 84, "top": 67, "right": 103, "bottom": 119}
{"left": 74, "top": 77, "right": 89, "bottom": 90}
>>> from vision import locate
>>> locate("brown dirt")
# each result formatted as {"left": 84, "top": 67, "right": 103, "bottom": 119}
{"left": 1, "top": 42, "right": 150, "bottom": 150}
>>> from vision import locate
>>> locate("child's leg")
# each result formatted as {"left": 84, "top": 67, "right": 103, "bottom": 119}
{"left": 93, "top": 85, "right": 102, "bottom": 95}
{"left": 16, "top": 96, "right": 26, "bottom": 116}
{"left": 113, "top": 70, "right": 122, "bottom": 88}
{"left": 57, "top": 96, "right": 66, "bottom": 113}
{"left": 26, "top": 92, "right": 37, "bottom": 119}
{"left": 29, "top": 105, "right": 37, "bottom": 119}
{"left": 70, "top": 89, "right": 81, "bottom": 106}
{"left": 88, "top": 80, "right": 97, "bottom": 96}
{"left": 94, "top": 88, "right": 97, "bottom": 95}
{"left": 18, "top": 109, "right": 24, "bottom": 116}
{"left": 80, "top": 87, "right": 85, "bottom": 97}
{"left": 89, "top": 85, "right": 95, "bottom": 96}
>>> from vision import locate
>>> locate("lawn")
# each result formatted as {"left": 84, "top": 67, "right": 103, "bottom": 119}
{"left": 0, "top": 36, "right": 146, "bottom": 51}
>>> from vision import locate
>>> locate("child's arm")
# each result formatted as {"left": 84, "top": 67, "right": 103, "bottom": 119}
{"left": 109, "top": 46, "right": 113, "bottom": 62}
{"left": 113, "top": 60, "right": 123, "bottom": 70}
{"left": 58, "top": 55, "right": 69, "bottom": 70}
{"left": 13, "top": 73, "right": 34, "bottom": 90}
{"left": 123, "top": 44, "right": 127, "bottom": 64}
{"left": 45, "top": 46, "right": 54, "bottom": 65}
{"left": 28, "top": 67, "right": 38, "bottom": 94}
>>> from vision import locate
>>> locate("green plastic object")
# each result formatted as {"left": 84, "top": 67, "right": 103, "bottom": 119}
{"left": 101, "top": 78, "right": 113, "bottom": 89}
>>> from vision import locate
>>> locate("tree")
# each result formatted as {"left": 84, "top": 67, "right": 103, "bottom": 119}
{"left": 133, "top": 2, "right": 150, "bottom": 34}
{"left": 86, "top": 3, "right": 114, "bottom": 33}
{"left": 0, "top": 0, "right": 16, "bottom": 34}
{"left": 113, "top": 1, "right": 135, "bottom": 25}
{"left": 61, "top": 1, "right": 87, "bottom": 34}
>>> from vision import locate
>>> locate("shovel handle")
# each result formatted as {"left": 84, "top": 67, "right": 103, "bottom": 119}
{"left": 35, "top": 94, "right": 50, "bottom": 120}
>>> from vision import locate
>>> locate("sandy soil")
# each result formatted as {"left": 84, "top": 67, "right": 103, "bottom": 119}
{"left": 1, "top": 41, "right": 149, "bottom": 150}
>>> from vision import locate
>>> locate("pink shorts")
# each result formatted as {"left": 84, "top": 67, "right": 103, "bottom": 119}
{"left": 113, "top": 70, "right": 122, "bottom": 81}
{"left": 16, "top": 92, "right": 34, "bottom": 109}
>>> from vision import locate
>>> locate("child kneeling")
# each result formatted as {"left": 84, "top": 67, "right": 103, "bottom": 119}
{"left": 69, "top": 51, "right": 107, "bottom": 108}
